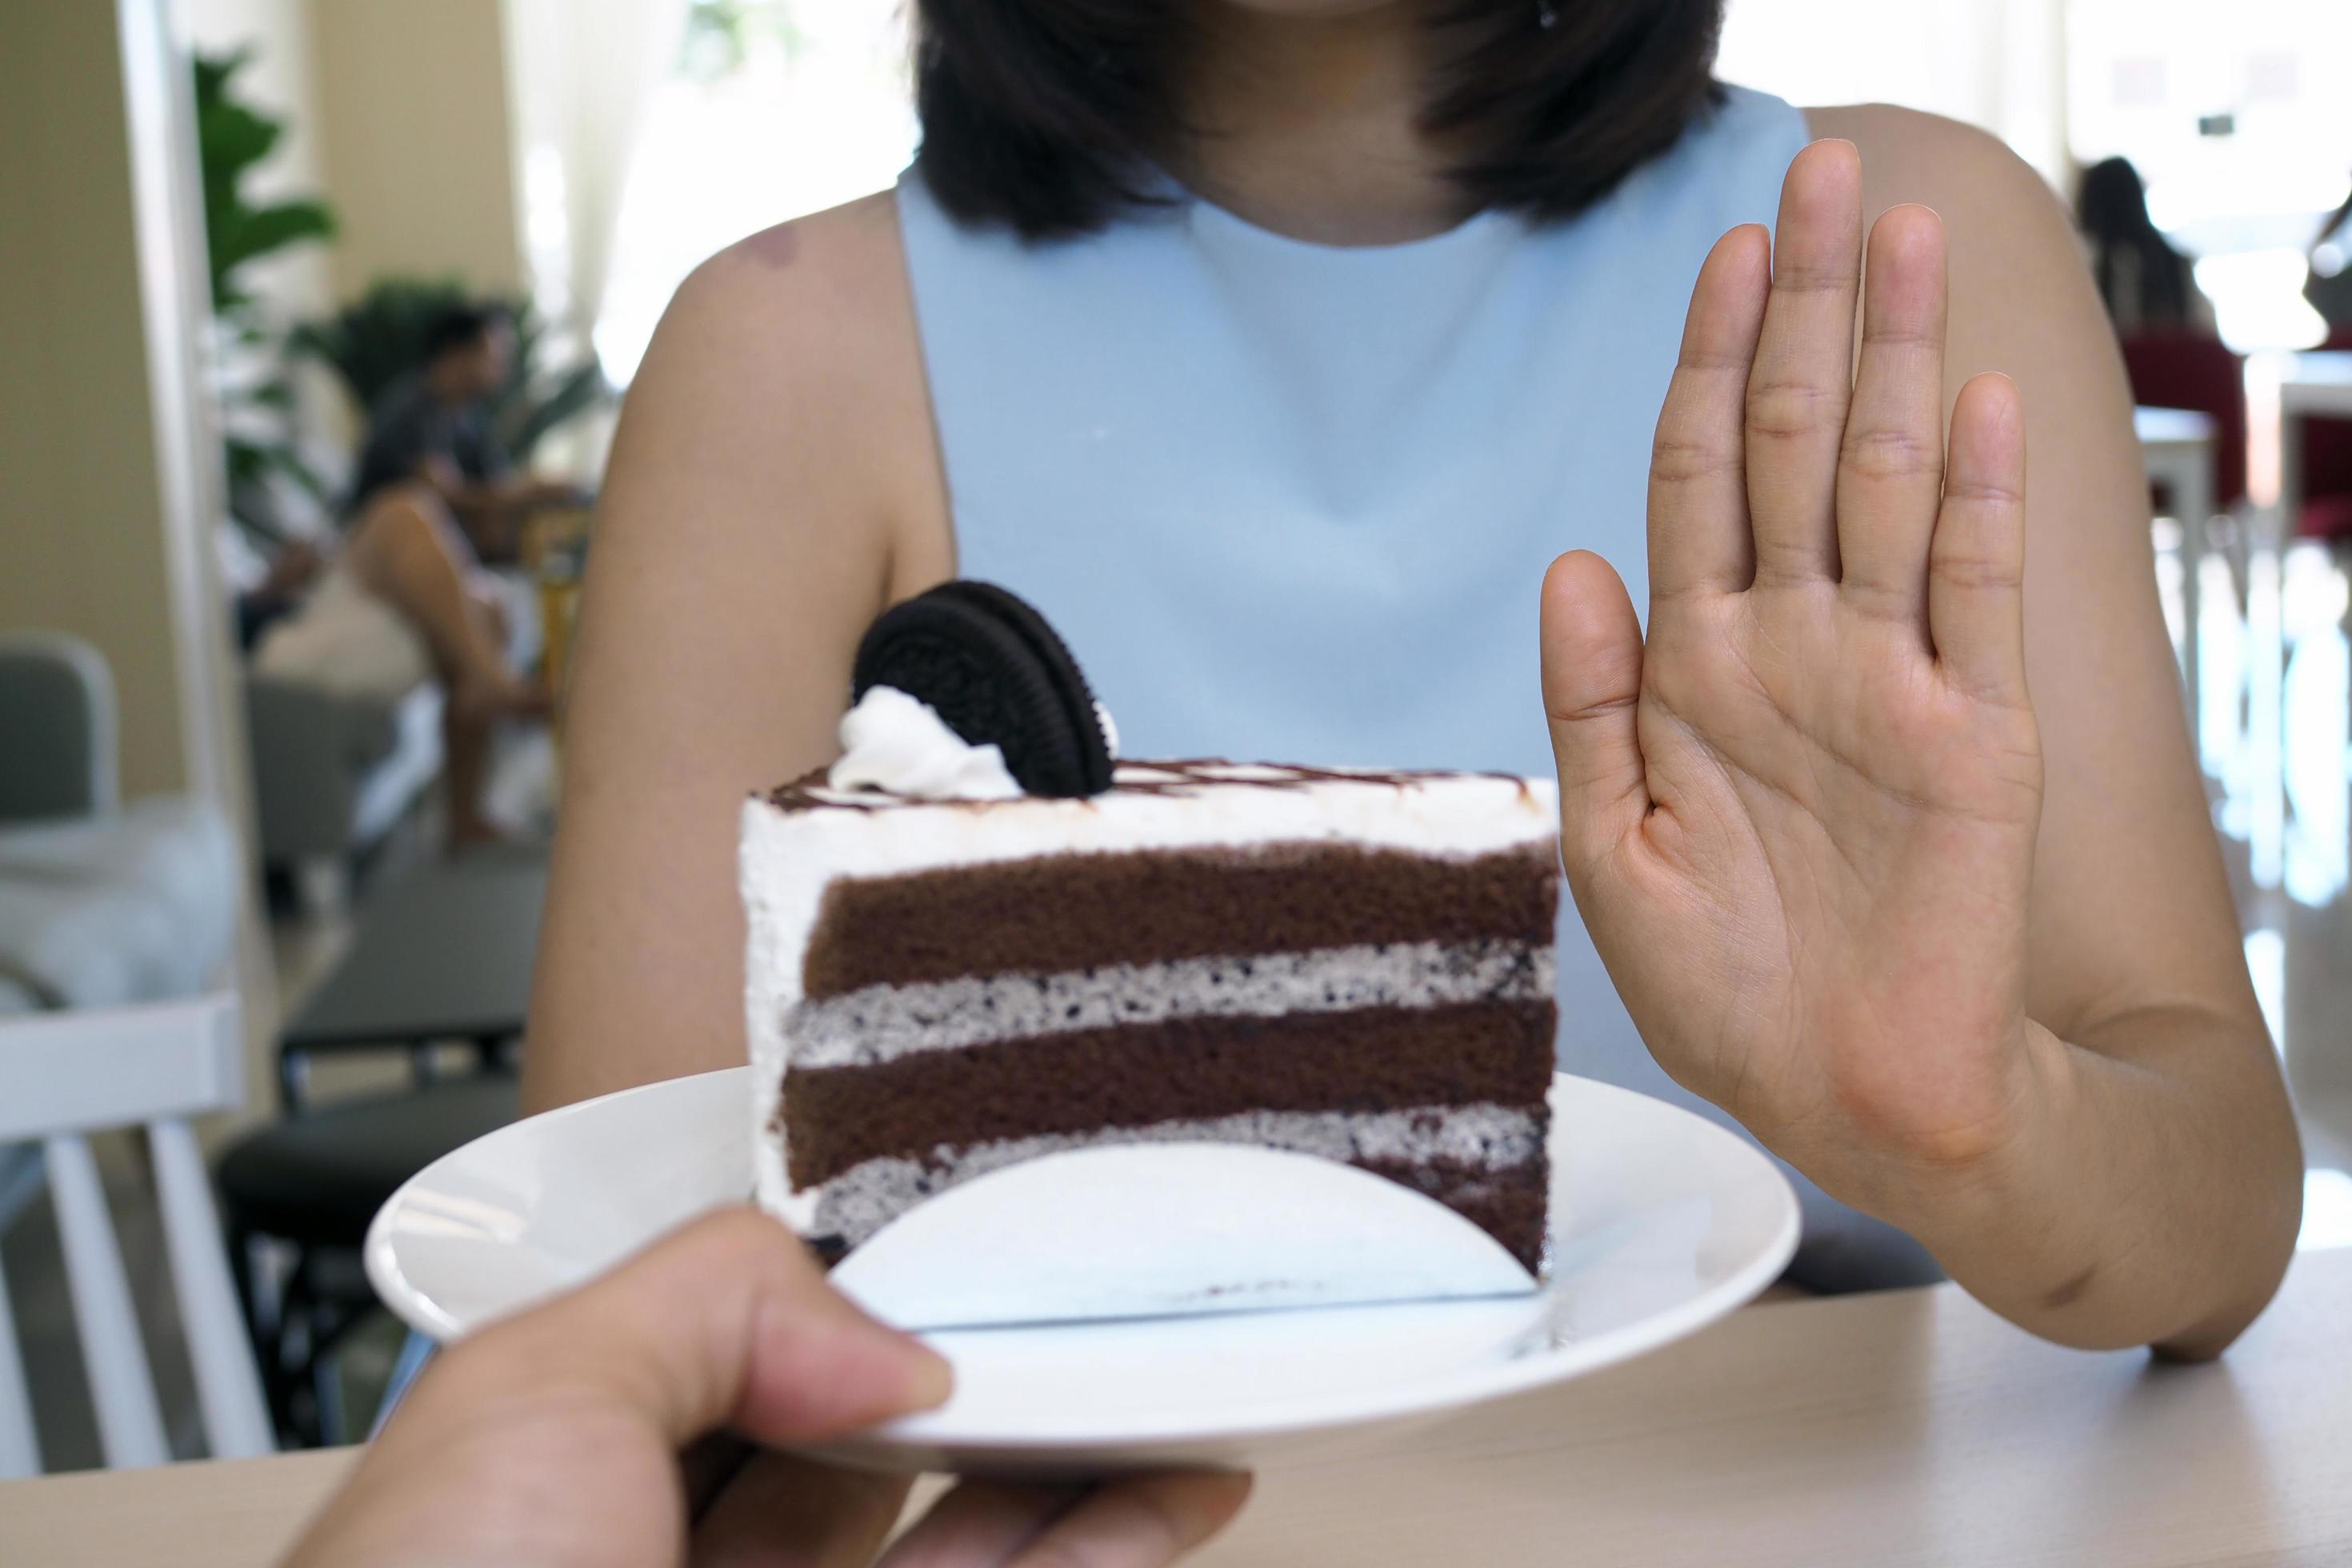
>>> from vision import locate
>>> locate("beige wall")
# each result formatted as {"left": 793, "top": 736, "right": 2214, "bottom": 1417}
{"left": 0, "top": 3, "right": 196, "bottom": 797}
{"left": 309, "top": 0, "right": 526, "bottom": 299}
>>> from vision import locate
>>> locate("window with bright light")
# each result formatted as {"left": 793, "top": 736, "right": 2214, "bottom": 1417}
{"left": 594, "top": 0, "right": 917, "bottom": 386}
{"left": 591, "top": 0, "right": 2352, "bottom": 379}
{"left": 2067, "top": 0, "right": 2350, "bottom": 350}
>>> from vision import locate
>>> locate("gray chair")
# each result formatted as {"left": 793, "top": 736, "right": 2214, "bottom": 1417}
{"left": 0, "top": 636, "right": 258, "bottom": 1474}
{"left": 244, "top": 674, "right": 443, "bottom": 914}
{"left": 0, "top": 634, "right": 238, "bottom": 1012}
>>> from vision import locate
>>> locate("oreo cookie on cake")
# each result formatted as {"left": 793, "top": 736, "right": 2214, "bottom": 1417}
{"left": 849, "top": 581, "right": 1114, "bottom": 798}
{"left": 742, "top": 582, "right": 1561, "bottom": 1273}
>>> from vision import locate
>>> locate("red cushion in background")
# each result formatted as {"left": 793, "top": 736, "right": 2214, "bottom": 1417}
{"left": 2120, "top": 332, "right": 2248, "bottom": 513}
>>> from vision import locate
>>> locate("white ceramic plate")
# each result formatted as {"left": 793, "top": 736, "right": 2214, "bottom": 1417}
{"left": 367, "top": 1067, "right": 1798, "bottom": 1475}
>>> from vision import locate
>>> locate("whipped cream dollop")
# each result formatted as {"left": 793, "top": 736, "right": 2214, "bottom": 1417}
{"left": 828, "top": 686, "right": 1023, "bottom": 801}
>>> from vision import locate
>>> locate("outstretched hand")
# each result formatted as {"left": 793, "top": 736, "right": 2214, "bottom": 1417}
{"left": 1543, "top": 139, "right": 2050, "bottom": 1214}
{"left": 285, "top": 1209, "right": 1250, "bottom": 1567}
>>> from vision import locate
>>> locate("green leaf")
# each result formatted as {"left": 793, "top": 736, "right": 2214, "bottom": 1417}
{"left": 193, "top": 47, "right": 336, "bottom": 308}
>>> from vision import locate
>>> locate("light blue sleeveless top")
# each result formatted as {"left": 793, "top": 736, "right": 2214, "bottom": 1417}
{"left": 896, "top": 86, "right": 1938, "bottom": 1290}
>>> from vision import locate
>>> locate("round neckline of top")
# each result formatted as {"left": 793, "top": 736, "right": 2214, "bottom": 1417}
{"left": 1159, "top": 174, "right": 1517, "bottom": 260}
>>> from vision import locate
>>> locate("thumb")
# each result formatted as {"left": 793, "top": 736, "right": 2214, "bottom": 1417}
{"left": 430, "top": 1206, "right": 952, "bottom": 1449}
{"left": 1541, "top": 550, "right": 1650, "bottom": 878}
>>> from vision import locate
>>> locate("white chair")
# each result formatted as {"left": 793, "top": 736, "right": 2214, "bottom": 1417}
{"left": 2136, "top": 403, "right": 2221, "bottom": 729}
{"left": 0, "top": 994, "right": 272, "bottom": 1477}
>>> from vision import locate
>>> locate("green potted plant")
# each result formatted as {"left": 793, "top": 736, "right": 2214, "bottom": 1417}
{"left": 194, "top": 49, "right": 338, "bottom": 535}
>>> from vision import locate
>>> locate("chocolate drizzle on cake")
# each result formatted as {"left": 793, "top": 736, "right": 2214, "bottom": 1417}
{"left": 766, "top": 758, "right": 1533, "bottom": 815}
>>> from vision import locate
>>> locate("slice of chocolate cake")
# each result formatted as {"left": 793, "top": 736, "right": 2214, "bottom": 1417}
{"left": 744, "top": 756, "right": 1561, "bottom": 1274}
{"left": 742, "top": 580, "right": 1561, "bottom": 1279}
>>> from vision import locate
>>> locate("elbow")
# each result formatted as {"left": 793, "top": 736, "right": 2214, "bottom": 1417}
{"left": 2154, "top": 1098, "right": 2305, "bottom": 1361}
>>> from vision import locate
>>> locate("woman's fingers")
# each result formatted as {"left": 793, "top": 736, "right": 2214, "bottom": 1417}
{"left": 1930, "top": 373, "right": 2030, "bottom": 701}
{"left": 1649, "top": 223, "right": 1769, "bottom": 603}
{"left": 1541, "top": 550, "right": 1648, "bottom": 880}
{"left": 875, "top": 1482, "right": 1089, "bottom": 1566}
{"left": 1005, "top": 1475, "right": 1255, "bottom": 1568}
{"left": 1837, "top": 204, "right": 1949, "bottom": 624}
{"left": 880, "top": 1475, "right": 1250, "bottom": 1568}
{"left": 690, "top": 1450, "right": 913, "bottom": 1568}
{"left": 1745, "top": 139, "right": 1865, "bottom": 586}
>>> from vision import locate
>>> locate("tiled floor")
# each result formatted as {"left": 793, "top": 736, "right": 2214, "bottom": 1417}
{"left": 7, "top": 542, "right": 2352, "bottom": 1473}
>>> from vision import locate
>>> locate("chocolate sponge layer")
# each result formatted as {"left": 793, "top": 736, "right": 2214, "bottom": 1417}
{"left": 1359, "top": 1156, "right": 1550, "bottom": 1276}
{"left": 784, "top": 997, "right": 1557, "bottom": 1188}
{"left": 800, "top": 840, "right": 1560, "bottom": 998}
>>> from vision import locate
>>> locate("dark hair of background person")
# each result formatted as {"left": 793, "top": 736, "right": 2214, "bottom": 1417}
{"left": 2306, "top": 179, "right": 2352, "bottom": 335}
{"left": 2074, "top": 154, "right": 2197, "bottom": 332}
{"left": 911, "top": 0, "right": 1727, "bottom": 240}
{"left": 2315, "top": 186, "right": 2352, "bottom": 254}
{"left": 424, "top": 303, "right": 508, "bottom": 363}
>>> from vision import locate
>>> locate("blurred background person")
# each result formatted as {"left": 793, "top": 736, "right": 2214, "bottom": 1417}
{"left": 2076, "top": 154, "right": 2214, "bottom": 334}
{"left": 2307, "top": 184, "right": 2352, "bottom": 336}
{"left": 252, "top": 306, "right": 567, "bottom": 850}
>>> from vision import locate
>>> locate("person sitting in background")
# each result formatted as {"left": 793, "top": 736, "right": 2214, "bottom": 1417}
{"left": 2307, "top": 185, "right": 2352, "bottom": 336}
{"left": 252, "top": 306, "right": 567, "bottom": 850}
{"left": 350, "top": 304, "right": 583, "bottom": 563}
{"left": 2075, "top": 155, "right": 2214, "bottom": 334}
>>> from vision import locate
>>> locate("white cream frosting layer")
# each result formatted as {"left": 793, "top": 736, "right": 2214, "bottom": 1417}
{"left": 809, "top": 1101, "right": 1546, "bottom": 1248}
{"left": 826, "top": 686, "right": 1023, "bottom": 800}
{"left": 787, "top": 938, "right": 1554, "bottom": 1069}
{"left": 742, "top": 763, "right": 1559, "bottom": 1218}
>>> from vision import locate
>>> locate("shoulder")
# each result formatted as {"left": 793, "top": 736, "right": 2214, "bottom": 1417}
{"left": 614, "top": 189, "right": 945, "bottom": 573}
{"left": 1805, "top": 104, "right": 2066, "bottom": 241}
{"left": 1802, "top": 106, "right": 2110, "bottom": 383}
{"left": 1801, "top": 106, "right": 2082, "bottom": 295}
{"left": 646, "top": 190, "right": 919, "bottom": 434}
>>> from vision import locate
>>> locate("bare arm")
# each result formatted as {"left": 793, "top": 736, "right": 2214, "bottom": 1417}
{"left": 522, "top": 196, "right": 951, "bottom": 1114}
{"left": 1824, "top": 107, "right": 2302, "bottom": 1353}
{"left": 1544, "top": 124, "right": 2296, "bottom": 1361}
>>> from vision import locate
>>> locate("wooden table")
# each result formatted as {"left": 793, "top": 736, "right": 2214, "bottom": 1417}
{"left": 5, "top": 1248, "right": 2348, "bottom": 1566}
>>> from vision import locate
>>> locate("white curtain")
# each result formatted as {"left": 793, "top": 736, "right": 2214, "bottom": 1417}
{"left": 502, "top": 0, "right": 693, "bottom": 346}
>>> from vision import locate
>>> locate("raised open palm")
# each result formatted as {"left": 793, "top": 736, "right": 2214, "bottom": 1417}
{"left": 1544, "top": 141, "right": 2046, "bottom": 1201}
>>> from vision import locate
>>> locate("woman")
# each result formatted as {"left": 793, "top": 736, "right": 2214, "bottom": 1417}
{"left": 2074, "top": 154, "right": 2210, "bottom": 334}
{"left": 527, "top": 2, "right": 2299, "bottom": 1354}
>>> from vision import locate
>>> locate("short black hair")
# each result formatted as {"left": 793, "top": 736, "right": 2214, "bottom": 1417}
{"left": 913, "top": 0, "right": 1727, "bottom": 241}
{"left": 423, "top": 302, "right": 508, "bottom": 362}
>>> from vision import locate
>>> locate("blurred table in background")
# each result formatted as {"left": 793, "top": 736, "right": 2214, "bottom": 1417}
{"left": 276, "top": 848, "right": 546, "bottom": 1107}
{"left": 2138, "top": 404, "right": 2219, "bottom": 723}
